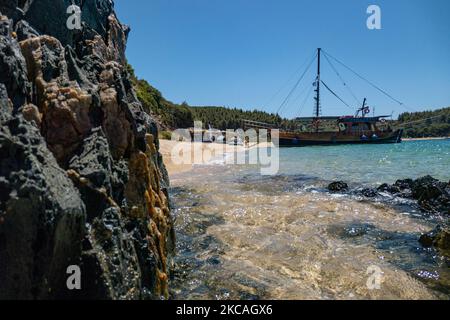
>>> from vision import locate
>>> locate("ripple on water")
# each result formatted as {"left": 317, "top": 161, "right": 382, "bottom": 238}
{"left": 168, "top": 145, "right": 450, "bottom": 300}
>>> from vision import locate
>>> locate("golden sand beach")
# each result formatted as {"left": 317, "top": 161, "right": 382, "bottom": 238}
{"left": 159, "top": 140, "right": 274, "bottom": 176}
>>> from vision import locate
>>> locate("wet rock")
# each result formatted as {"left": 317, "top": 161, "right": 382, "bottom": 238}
{"left": 419, "top": 225, "right": 450, "bottom": 257}
{"left": 361, "top": 188, "right": 377, "bottom": 198}
{"left": 410, "top": 176, "right": 449, "bottom": 214}
{"left": 81, "top": 207, "right": 142, "bottom": 300}
{"left": 377, "top": 183, "right": 401, "bottom": 194}
{"left": 378, "top": 176, "right": 450, "bottom": 215}
{"left": 394, "top": 178, "right": 414, "bottom": 190}
{"left": 328, "top": 181, "right": 348, "bottom": 192}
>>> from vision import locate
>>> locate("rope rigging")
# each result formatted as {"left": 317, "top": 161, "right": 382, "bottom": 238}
{"left": 322, "top": 52, "right": 361, "bottom": 106}
{"left": 322, "top": 50, "right": 415, "bottom": 112}
{"left": 287, "top": 79, "right": 314, "bottom": 114}
{"left": 295, "top": 79, "right": 315, "bottom": 118}
{"left": 320, "top": 80, "right": 352, "bottom": 110}
{"left": 276, "top": 53, "right": 317, "bottom": 115}
{"left": 263, "top": 51, "right": 317, "bottom": 112}
{"left": 272, "top": 48, "right": 418, "bottom": 122}
{"left": 394, "top": 114, "right": 448, "bottom": 129}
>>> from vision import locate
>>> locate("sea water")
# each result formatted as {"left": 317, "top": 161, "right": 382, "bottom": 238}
{"left": 169, "top": 140, "right": 450, "bottom": 300}
{"left": 277, "top": 139, "right": 450, "bottom": 185}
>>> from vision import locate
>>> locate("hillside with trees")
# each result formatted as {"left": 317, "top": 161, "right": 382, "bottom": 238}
{"left": 127, "top": 64, "right": 193, "bottom": 130}
{"left": 397, "top": 107, "right": 450, "bottom": 138}
{"left": 127, "top": 64, "right": 297, "bottom": 131}
{"left": 189, "top": 106, "right": 299, "bottom": 131}
{"left": 128, "top": 64, "right": 449, "bottom": 138}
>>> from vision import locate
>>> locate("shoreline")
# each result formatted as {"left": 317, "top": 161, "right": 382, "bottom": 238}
{"left": 159, "top": 140, "right": 273, "bottom": 176}
{"left": 403, "top": 137, "right": 449, "bottom": 141}
{"left": 160, "top": 137, "right": 449, "bottom": 176}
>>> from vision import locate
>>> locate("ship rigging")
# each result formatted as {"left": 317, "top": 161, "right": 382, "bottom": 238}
{"left": 244, "top": 48, "right": 405, "bottom": 146}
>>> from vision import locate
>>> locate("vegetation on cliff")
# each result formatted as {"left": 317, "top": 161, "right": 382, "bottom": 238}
{"left": 130, "top": 63, "right": 449, "bottom": 136}
{"left": 129, "top": 65, "right": 299, "bottom": 131}
{"left": 127, "top": 64, "right": 193, "bottom": 130}
{"left": 398, "top": 107, "right": 450, "bottom": 138}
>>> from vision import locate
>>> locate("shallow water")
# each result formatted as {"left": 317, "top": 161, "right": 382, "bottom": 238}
{"left": 278, "top": 139, "right": 450, "bottom": 185}
{"left": 169, "top": 140, "right": 450, "bottom": 300}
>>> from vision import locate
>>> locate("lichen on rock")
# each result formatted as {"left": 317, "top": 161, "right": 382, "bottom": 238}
{"left": 0, "top": 0, "right": 174, "bottom": 300}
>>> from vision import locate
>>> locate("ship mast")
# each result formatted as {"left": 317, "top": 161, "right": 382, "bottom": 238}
{"left": 314, "top": 48, "right": 321, "bottom": 132}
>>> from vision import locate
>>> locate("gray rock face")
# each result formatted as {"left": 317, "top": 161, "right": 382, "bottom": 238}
{"left": 0, "top": 15, "right": 30, "bottom": 109}
{"left": 0, "top": 114, "right": 86, "bottom": 299}
{"left": 0, "top": 0, "right": 174, "bottom": 299}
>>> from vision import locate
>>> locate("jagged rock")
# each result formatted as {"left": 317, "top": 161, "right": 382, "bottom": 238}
{"left": 412, "top": 177, "right": 449, "bottom": 214}
{"left": 0, "top": 83, "right": 12, "bottom": 115}
{"left": 69, "top": 128, "right": 114, "bottom": 195}
{"left": 0, "top": 0, "right": 174, "bottom": 300}
{"left": 19, "top": 0, "right": 128, "bottom": 63}
{"left": 361, "top": 188, "right": 377, "bottom": 198}
{"left": 419, "top": 225, "right": 450, "bottom": 257}
{"left": 378, "top": 176, "right": 450, "bottom": 215}
{"left": 377, "top": 183, "right": 401, "bottom": 194}
{"left": 0, "top": 15, "right": 30, "bottom": 109}
{"left": 0, "top": 114, "right": 86, "bottom": 299}
{"left": 394, "top": 178, "right": 414, "bottom": 190}
{"left": 328, "top": 181, "right": 348, "bottom": 192}
{"left": 14, "top": 20, "right": 39, "bottom": 41}
{"left": 81, "top": 207, "right": 142, "bottom": 300}
{"left": 20, "top": 103, "right": 41, "bottom": 126}
{"left": 411, "top": 176, "right": 448, "bottom": 208}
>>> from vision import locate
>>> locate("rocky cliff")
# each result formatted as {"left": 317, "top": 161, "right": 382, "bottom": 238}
{"left": 0, "top": 0, "right": 174, "bottom": 299}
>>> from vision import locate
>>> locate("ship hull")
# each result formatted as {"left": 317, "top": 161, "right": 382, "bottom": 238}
{"left": 277, "top": 129, "right": 403, "bottom": 147}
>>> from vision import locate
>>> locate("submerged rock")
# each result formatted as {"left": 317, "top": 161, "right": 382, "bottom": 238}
{"left": 419, "top": 225, "right": 450, "bottom": 257}
{"left": 328, "top": 181, "right": 348, "bottom": 192}
{"left": 361, "top": 188, "right": 378, "bottom": 198}
{"left": 0, "top": 1, "right": 174, "bottom": 299}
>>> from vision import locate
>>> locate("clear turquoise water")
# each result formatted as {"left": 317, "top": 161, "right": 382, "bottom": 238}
{"left": 170, "top": 139, "right": 450, "bottom": 299}
{"left": 277, "top": 139, "right": 450, "bottom": 186}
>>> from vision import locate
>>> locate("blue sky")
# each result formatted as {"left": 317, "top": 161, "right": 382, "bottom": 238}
{"left": 115, "top": 0, "right": 450, "bottom": 119}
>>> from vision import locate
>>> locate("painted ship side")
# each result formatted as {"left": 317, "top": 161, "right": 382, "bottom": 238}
{"left": 278, "top": 128, "right": 403, "bottom": 147}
